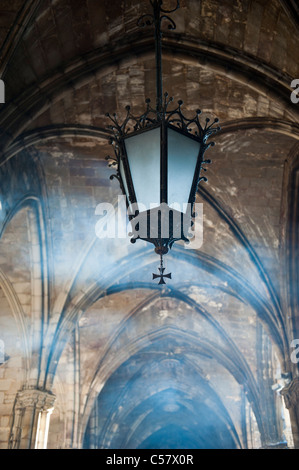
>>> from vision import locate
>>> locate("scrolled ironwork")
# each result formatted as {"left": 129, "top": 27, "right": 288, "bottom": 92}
{"left": 106, "top": 93, "right": 220, "bottom": 176}
{"left": 158, "top": 0, "right": 180, "bottom": 14}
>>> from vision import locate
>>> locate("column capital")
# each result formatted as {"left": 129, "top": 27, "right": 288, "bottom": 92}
{"left": 15, "top": 389, "right": 56, "bottom": 412}
{"left": 261, "top": 442, "right": 288, "bottom": 449}
{"left": 281, "top": 377, "right": 299, "bottom": 409}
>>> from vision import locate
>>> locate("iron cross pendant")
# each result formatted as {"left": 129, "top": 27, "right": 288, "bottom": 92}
{"left": 153, "top": 256, "right": 171, "bottom": 285}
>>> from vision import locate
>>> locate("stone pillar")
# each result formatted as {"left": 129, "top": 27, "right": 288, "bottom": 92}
{"left": 8, "top": 389, "right": 56, "bottom": 449}
{"left": 281, "top": 377, "right": 299, "bottom": 448}
{"left": 88, "top": 399, "right": 99, "bottom": 449}
{"left": 35, "top": 403, "right": 55, "bottom": 449}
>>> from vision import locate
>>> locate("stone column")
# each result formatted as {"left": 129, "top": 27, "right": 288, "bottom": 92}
{"left": 281, "top": 377, "right": 299, "bottom": 448}
{"left": 8, "top": 389, "right": 56, "bottom": 449}
{"left": 88, "top": 399, "right": 99, "bottom": 449}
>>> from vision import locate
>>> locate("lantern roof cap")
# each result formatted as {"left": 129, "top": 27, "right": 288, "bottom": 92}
{"left": 105, "top": 93, "right": 220, "bottom": 145}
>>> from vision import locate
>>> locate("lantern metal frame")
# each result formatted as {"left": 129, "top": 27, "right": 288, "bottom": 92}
{"left": 105, "top": 0, "right": 220, "bottom": 283}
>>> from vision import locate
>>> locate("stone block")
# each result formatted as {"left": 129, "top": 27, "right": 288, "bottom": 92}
{"left": 0, "top": 381, "right": 11, "bottom": 392}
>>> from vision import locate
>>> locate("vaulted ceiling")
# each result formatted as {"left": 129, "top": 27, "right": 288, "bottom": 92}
{"left": 0, "top": 0, "right": 298, "bottom": 449}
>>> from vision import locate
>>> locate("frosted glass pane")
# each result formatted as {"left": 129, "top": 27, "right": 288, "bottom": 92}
{"left": 125, "top": 127, "right": 161, "bottom": 211}
{"left": 119, "top": 159, "right": 129, "bottom": 201}
{"left": 167, "top": 128, "right": 201, "bottom": 208}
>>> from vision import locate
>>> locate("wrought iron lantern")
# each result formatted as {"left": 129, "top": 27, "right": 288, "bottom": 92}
{"left": 106, "top": 0, "right": 220, "bottom": 284}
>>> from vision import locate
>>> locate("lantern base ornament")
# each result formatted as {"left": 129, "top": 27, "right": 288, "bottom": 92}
{"left": 127, "top": 204, "right": 191, "bottom": 284}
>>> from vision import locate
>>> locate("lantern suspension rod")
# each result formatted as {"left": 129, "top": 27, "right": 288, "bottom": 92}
{"left": 153, "top": 1, "right": 163, "bottom": 113}
{"left": 138, "top": 0, "right": 180, "bottom": 114}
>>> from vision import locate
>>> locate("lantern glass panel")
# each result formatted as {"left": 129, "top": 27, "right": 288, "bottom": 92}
{"left": 125, "top": 127, "right": 161, "bottom": 211}
{"left": 167, "top": 127, "right": 201, "bottom": 209}
{"left": 119, "top": 158, "right": 130, "bottom": 201}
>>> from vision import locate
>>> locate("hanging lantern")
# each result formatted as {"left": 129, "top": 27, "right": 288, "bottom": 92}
{"left": 106, "top": 1, "right": 220, "bottom": 283}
